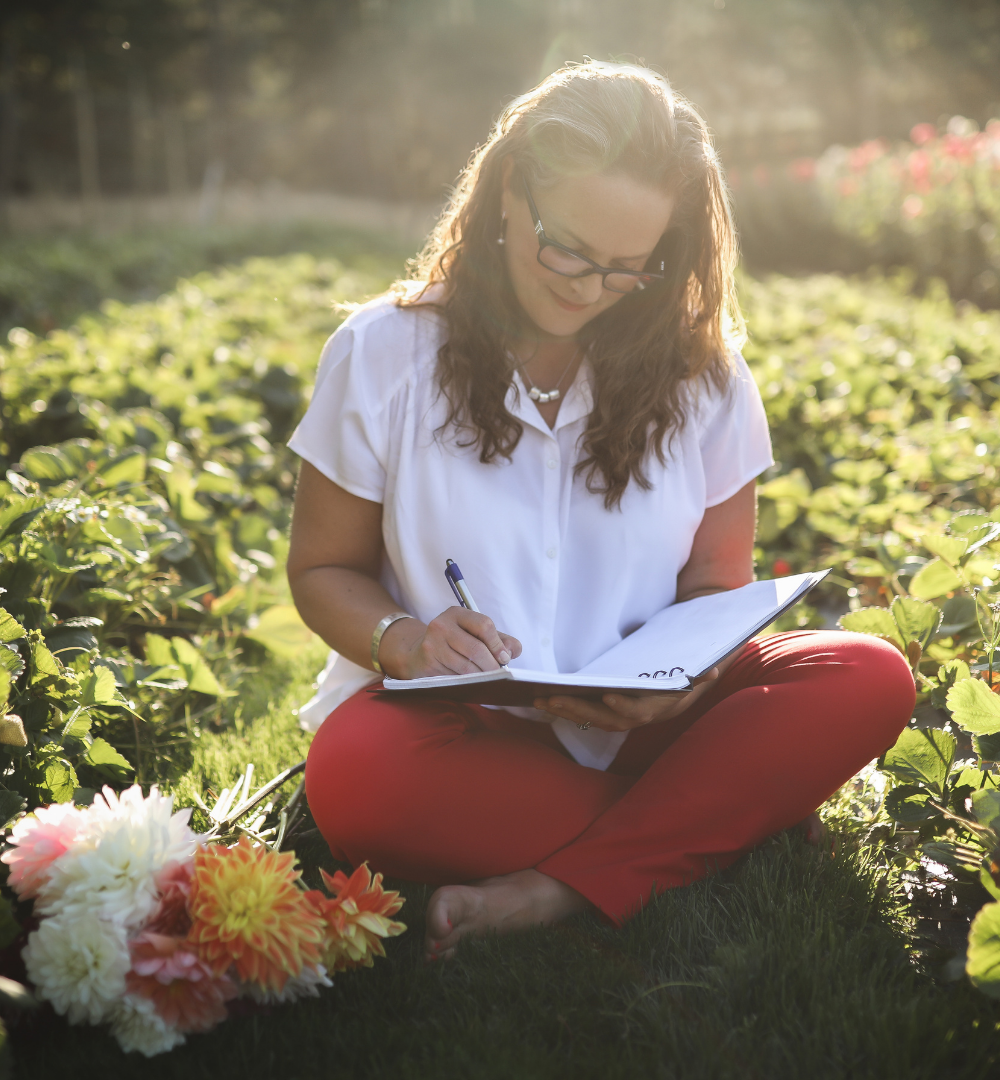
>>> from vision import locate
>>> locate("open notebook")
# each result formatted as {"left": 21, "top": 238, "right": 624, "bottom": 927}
{"left": 376, "top": 569, "right": 830, "bottom": 707}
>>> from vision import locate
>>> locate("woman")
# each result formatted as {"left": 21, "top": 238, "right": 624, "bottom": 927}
{"left": 287, "top": 62, "right": 914, "bottom": 961}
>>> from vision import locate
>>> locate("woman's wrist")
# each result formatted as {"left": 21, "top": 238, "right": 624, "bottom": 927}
{"left": 376, "top": 616, "right": 426, "bottom": 679}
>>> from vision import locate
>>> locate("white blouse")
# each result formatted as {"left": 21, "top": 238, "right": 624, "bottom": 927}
{"left": 288, "top": 293, "right": 773, "bottom": 770}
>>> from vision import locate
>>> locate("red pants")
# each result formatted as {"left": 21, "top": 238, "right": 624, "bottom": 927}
{"left": 305, "top": 631, "right": 914, "bottom": 925}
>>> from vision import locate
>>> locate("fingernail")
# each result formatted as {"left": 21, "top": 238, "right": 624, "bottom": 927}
{"left": 499, "top": 650, "right": 511, "bottom": 665}
{"left": 446, "top": 918, "right": 452, "bottom": 929}
{"left": 606, "top": 696, "right": 616, "bottom": 706}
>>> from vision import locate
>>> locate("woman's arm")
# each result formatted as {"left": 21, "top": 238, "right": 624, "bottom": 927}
{"left": 287, "top": 462, "right": 521, "bottom": 678}
{"left": 534, "top": 479, "right": 757, "bottom": 731}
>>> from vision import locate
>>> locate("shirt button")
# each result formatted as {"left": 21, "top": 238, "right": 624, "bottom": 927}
{"left": 547, "top": 459, "right": 557, "bottom": 469}
{"left": 546, "top": 547, "right": 557, "bottom": 559}
{"left": 541, "top": 635, "right": 551, "bottom": 647}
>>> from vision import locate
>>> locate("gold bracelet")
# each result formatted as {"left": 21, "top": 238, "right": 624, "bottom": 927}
{"left": 370, "top": 612, "right": 414, "bottom": 674}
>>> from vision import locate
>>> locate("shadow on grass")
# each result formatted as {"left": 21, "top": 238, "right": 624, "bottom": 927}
{"left": 10, "top": 829, "right": 1000, "bottom": 1080}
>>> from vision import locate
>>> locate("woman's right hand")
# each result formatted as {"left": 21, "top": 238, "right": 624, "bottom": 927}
{"left": 378, "top": 607, "right": 522, "bottom": 680}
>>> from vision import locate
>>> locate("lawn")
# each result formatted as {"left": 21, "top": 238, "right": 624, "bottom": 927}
{"left": 2, "top": 223, "right": 1000, "bottom": 1077}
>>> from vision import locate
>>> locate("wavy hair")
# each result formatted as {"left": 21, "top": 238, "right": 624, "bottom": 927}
{"left": 399, "top": 60, "right": 743, "bottom": 509}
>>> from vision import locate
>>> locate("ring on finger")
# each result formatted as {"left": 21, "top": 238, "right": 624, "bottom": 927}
{"left": 575, "top": 721, "right": 592, "bottom": 731}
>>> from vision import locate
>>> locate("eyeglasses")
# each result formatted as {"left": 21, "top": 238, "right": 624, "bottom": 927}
{"left": 522, "top": 178, "right": 665, "bottom": 294}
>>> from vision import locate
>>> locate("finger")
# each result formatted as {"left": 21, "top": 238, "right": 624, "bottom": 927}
{"left": 453, "top": 609, "right": 512, "bottom": 666}
{"left": 599, "top": 693, "right": 672, "bottom": 722}
{"left": 446, "top": 624, "right": 503, "bottom": 672}
{"left": 689, "top": 666, "right": 720, "bottom": 686}
{"left": 498, "top": 633, "right": 522, "bottom": 660}
{"left": 534, "top": 696, "right": 635, "bottom": 732}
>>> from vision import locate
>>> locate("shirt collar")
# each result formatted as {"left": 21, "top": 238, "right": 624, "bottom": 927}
{"left": 507, "top": 361, "right": 594, "bottom": 439}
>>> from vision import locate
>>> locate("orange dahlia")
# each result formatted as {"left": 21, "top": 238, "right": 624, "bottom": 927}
{"left": 186, "top": 839, "right": 324, "bottom": 992}
{"left": 306, "top": 863, "right": 406, "bottom": 973}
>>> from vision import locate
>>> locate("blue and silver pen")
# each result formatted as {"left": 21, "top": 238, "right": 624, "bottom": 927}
{"left": 444, "top": 559, "right": 508, "bottom": 668}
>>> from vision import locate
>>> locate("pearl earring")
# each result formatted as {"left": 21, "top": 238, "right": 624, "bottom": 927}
{"left": 497, "top": 210, "right": 507, "bottom": 245}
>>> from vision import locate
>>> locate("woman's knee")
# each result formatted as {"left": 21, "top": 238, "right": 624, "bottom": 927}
{"left": 830, "top": 631, "right": 915, "bottom": 745}
{"left": 304, "top": 695, "right": 470, "bottom": 852}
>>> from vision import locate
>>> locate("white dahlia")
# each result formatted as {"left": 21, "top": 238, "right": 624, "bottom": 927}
{"left": 241, "top": 962, "right": 333, "bottom": 1005}
{"left": 36, "top": 785, "right": 199, "bottom": 928}
{"left": 111, "top": 993, "right": 186, "bottom": 1057}
{"left": 23, "top": 911, "right": 130, "bottom": 1025}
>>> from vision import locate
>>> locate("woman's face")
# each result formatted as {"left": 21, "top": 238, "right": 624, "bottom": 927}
{"left": 500, "top": 166, "right": 675, "bottom": 340}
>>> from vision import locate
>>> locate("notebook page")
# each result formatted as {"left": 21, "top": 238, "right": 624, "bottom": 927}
{"left": 576, "top": 573, "right": 823, "bottom": 682}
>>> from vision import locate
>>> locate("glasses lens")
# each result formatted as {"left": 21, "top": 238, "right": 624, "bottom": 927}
{"left": 603, "top": 272, "right": 652, "bottom": 294}
{"left": 538, "top": 245, "right": 593, "bottom": 277}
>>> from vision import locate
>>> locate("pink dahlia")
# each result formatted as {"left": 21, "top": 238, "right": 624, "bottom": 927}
{"left": 126, "top": 931, "right": 235, "bottom": 1034}
{"left": 2, "top": 803, "right": 90, "bottom": 899}
{"left": 147, "top": 860, "right": 194, "bottom": 936}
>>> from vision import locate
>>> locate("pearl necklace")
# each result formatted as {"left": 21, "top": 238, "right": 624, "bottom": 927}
{"left": 518, "top": 346, "right": 581, "bottom": 405}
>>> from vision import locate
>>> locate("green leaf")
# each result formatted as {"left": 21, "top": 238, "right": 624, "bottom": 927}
{"left": 98, "top": 450, "right": 146, "bottom": 486}
{"left": 971, "top": 789, "right": 1000, "bottom": 833}
{"left": 60, "top": 708, "right": 92, "bottom": 741}
{"left": 0, "top": 646, "right": 25, "bottom": 682}
{"left": 28, "top": 637, "right": 59, "bottom": 684}
{"left": 891, "top": 596, "right": 942, "bottom": 649}
{"left": 79, "top": 667, "right": 121, "bottom": 707}
{"left": 908, "top": 558, "right": 963, "bottom": 600}
{"left": 953, "top": 765, "right": 998, "bottom": 790}
{"left": 967, "top": 902, "right": 1000, "bottom": 998}
{"left": 921, "top": 533, "right": 969, "bottom": 566}
{"left": 0, "top": 496, "right": 46, "bottom": 541}
{"left": 947, "top": 678, "right": 1000, "bottom": 734}
{"left": 19, "top": 446, "right": 75, "bottom": 483}
{"left": 143, "top": 633, "right": 175, "bottom": 668}
{"left": 84, "top": 737, "right": 134, "bottom": 782}
{"left": 838, "top": 607, "right": 903, "bottom": 648}
{"left": 975, "top": 732, "right": 1000, "bottom": 762}
{"left": 980, "top": 865, "right": 1000, "bottom": 902}
{"left": 43, "top": 760, "right": 78, "bottom": 803}
{"left": 0, "top": 609, "right": 26, "bottom": 644}
{"left": 939, "top": 595, "right": 978, "bottom": 636}
{"left": 0, "top": 790, "right": 26, "bottom": 832}
{"left": 0, "top": 669, "right": 9, "bottom": 709}
{"left": 846, "top": 557, "right": 888, "bottom": 578}
{"left": 242, "top": 604, "right": 315, "bottom": 659}
{"left": 881, "top": 726, "right": 955, "bottom": 794}
{"left": 884, "top": 784, "right": 937, "bottom": 822}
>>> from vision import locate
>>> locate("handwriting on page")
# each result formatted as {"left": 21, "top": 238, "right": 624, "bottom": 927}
{"left": 637, "top": 667, "right": 685, "bottom": 679}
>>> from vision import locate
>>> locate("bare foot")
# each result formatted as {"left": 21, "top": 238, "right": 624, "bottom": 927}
{"left": 799, "top": 811, "right": 827, "bottom": 846}
{"left": 423, "top": 869, "right": 591, "bottom": 962}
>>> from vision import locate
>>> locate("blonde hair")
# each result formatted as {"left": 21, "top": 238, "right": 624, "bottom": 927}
{"left": 403, "top": 60, "right": 743, "bottom": 509}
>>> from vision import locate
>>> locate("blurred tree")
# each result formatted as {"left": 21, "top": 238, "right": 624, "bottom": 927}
{"left": 0, "top": 0, "right": 996, "bottom": 203}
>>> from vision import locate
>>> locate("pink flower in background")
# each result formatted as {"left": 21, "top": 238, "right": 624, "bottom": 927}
{"left": 849, "top": 140, "right": 885, "bottom": 172}
{"left": 910, "top": 123, "right": 937, "bottom": 146}
{"left": 126, "top": 931, "right": 235, "bottom": 1033}
{"left": 902, "top": 195, "right": 924, "bottom": 219}
{"left": 943, "top": 133, "right": 975, "bottom": 164}
{"left": 789, "top": 158, "right": 816, "bottom": 181}
{"left": 837, "top": 177, "right": 858, "bottom": 197}
{"left": 907, "top": 150, "right": 932, "bottom": 193}
{"left": 2, "top": 803, "right": 90, "bottom": 899}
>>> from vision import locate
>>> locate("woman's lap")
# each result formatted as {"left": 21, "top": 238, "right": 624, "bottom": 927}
{"left": 304, "top": 630, "right": 915, "bottom": 922}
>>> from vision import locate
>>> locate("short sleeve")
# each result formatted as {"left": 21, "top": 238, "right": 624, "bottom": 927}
{"left": 287, "top": 320, "right": 391, "bottom": 503}
{"left": 698, "top": 353, "right": 774, "bottom": 507}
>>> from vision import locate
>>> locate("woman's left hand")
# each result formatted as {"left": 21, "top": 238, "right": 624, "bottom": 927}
{"left": 534, "top": 668, "right": 721, "bottom": 732}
